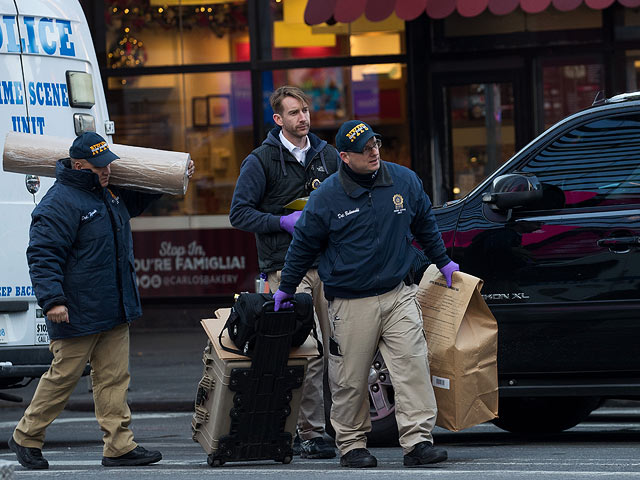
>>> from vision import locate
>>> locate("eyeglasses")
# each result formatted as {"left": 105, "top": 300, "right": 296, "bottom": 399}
{"left": 361, "top": 138, "right": 382, "bottom": 155}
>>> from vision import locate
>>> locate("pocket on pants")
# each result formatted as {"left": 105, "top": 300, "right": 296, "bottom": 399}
{"left": 328, "top": 349, "right": 348, "bottom": 389}
{"left": 329, "top": 336, "right": 342, "bottom": 356}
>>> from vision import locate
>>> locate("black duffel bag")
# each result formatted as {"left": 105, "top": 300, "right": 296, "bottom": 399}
{"left": 219, "top": 292, "right": 320, "bottom": 357}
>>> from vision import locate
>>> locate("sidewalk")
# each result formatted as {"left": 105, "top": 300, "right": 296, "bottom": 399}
{"left": 1, "top": 327, "right": 209, "bottom": 412}
{"left": 3, "top": 326, "right": 640, "bottom": 418}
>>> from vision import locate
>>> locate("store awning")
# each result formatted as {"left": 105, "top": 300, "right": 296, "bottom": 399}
{"left": 304, "top": 0, "right": 640, "bottom": 24}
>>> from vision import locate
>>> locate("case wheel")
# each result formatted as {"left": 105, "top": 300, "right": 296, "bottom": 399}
{"left": 207, "top": 454, "right": 225, "bottom": 467}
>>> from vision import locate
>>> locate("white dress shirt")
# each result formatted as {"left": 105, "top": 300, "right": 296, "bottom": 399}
{"left": 279, "top": 130, "right": 310, "bottom": 166}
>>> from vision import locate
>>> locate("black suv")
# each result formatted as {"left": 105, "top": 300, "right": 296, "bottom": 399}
{"left": 364, "top": 92, "right": 640, "bottom": 442}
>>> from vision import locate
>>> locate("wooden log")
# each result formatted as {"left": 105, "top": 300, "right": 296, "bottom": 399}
{"left": 2, "top": 132, "right": 190, "bottom": 195}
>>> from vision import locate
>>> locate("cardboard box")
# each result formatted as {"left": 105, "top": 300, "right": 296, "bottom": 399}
{"left": 192, "top": 313, "right": 318, "bottom": 462}
{"left": 201, "top": 310, "right": 319, "bottom": 360}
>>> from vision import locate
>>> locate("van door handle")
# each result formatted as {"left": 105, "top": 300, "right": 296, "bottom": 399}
{"left": 597, "top": 236, "right": 640, "bottom": 253}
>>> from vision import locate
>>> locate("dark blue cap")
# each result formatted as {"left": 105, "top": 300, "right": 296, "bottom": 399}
{"left": 335, "top": 120, "right": 380, "bottom": 153}
{"left": 69, "top": 132, "right": 119, "bottom": 167}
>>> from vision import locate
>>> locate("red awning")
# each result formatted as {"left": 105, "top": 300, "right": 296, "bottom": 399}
{"left": 304, "top": 0, "right": 640, "bottom": 23}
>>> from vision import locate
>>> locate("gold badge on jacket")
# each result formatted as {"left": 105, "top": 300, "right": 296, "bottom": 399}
{"left": 393, "top": 194, "right": 406, "bottom": 214}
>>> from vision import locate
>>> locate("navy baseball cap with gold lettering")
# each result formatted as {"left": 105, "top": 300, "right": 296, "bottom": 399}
{"left": 69, "top": 132, "right": 119, "bottom": 167}
{"left": 335, "top": 120, "right": 381, "bottom": 153}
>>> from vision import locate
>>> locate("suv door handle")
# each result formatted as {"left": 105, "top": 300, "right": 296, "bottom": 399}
{"left": 597, "top": 236, "right": 640, "bottom": 253}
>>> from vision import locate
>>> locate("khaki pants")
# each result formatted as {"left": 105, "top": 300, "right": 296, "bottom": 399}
{"left": 268, "top": 269, "right": 329, "bottom": 441}
{"left": 13, "top": 323, "right": 136, "bottom": 457}
{"left": 328, "top": 282, "right": 437, "bottom": 455}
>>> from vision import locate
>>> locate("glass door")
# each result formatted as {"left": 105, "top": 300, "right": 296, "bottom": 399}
{"left": 432, "top": 70, "right": 528, "bottom": 204}
{"left": 447, "top": 82, "right": 516, "bottom": 199}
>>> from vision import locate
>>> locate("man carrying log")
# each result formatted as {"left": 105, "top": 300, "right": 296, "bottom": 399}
{"left": 8, "top": 132, "right": 194, "bottom": 470}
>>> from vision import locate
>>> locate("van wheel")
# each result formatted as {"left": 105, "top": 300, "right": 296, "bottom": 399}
{"left": 324, "top": 349, "right": 399, "bottom": 446}
{"left": 493, "top": 396, "right": 602, "bottom": 434}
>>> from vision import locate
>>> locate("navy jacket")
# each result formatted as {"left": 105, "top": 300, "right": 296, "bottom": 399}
{"left": 27, "top": 159, "right": 160, "bottom": 340}
{"left": 229, "top": 127, "right": 339, "bottom": 272}
{"left": 279, "top": 161, "right": 451, "bottom": 299}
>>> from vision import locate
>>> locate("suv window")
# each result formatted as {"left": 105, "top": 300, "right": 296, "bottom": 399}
{"left": 520, "top": 113, "right": 640, "bottom": 209}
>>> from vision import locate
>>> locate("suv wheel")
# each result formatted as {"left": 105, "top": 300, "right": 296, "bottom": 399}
{"left": 365, "top": 349, "right": 398, "bottom": 446}
{"left": 324, "top": 349, "right": 399, "bottom": 446}
{"left": 493, "top": 396, "right": 602, "bottom": 434}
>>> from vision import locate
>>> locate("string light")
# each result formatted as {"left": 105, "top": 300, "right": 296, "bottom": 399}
{"left": 107, "top": 1, "right": 248, "bottom": 70}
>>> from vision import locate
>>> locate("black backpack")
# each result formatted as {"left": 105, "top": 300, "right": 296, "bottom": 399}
{"left": 219, "top": 292, "right": 321, "bottom": 357}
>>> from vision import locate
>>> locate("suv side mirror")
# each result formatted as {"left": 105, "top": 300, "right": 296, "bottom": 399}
{"left": 482, "top": 173, "right": 544, "bottom": 222}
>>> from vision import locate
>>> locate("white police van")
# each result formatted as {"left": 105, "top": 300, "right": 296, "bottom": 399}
{"left": 0, "top": 0, "right": 113, "bottom": 399}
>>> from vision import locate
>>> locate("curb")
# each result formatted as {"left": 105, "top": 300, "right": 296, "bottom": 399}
{"left": 65, "top": 400, "right": 194, "bottom": 413}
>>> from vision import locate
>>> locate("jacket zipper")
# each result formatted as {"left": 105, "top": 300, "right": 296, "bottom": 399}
{"left": 104, "top": 189, "right": 125, "bottom": 318}
{"left": 369, "top": 191, "right": 381, "bottom": 291}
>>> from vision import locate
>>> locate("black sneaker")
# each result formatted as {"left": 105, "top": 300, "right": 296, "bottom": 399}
{"left": 300, "top": 437, "right": 336, "bottom": 459}
{"left": 339, "top": 448, "right": 377, "bottom": 468}
{"left": 102, "top": 446, "right": 162, "bottom": 467}
{"left": 292, "top": 434, "right": 302, "bottom": 456}
{"left": 403, "top": 441, "right": 447, "bottom": 467}
{"left": 8, "top": 436, "right": 49, "bottom": 470}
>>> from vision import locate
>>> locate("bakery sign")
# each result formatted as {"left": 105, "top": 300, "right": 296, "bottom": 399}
{"left": 132, "top": 229, "right": 258, "bottom": 297}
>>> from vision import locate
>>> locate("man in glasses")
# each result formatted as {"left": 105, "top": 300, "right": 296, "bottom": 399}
{"left": 273, "top": 120, "right": 459, "bottom": 468}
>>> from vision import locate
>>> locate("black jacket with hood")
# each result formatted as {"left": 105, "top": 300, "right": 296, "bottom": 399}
{"left": 229, "top": 127, "right": 339, "bottom": 273}
{"left": 27, "top": 159, "right": 160, "bottom": 340}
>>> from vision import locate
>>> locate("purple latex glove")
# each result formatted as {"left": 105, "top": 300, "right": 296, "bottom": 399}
{"left": 273, "top": 289, "right": 294, "bottom": 311}
{"left": 439, "top": 260, "right": 460, "bottom": 288}
{"left": 279, "top": 211, "right": 302, "bottom": 235}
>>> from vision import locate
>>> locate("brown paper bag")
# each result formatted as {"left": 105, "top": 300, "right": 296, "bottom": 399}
{"left": 416, "top": 265, "right": 498, "bottom": 432}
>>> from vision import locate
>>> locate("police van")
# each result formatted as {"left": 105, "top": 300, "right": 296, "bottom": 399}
{"left": 0, "top": 0, "right": 112, "bottom": 398}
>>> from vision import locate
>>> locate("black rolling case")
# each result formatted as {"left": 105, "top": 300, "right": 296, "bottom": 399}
{"left": 192, "top": 294, "right": 318, "bottom": 467}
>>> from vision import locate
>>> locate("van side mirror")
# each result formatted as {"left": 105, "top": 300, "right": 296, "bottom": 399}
{"left": 482, "top": 173, "right": 544, "bottom": 222}
{"left": 25, "top": 175, "right": 40, "bottom": 195}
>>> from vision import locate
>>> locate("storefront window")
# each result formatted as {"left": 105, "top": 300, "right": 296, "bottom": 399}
{"left": 625, "top": 50, "right": 640, "bottom": 91}
{"left": 105, "top": 1, "right": 249, "bottom": 68}
{"left": 268, "top": 63, "right": 410, "bottom": 168}
{"left": 107, "top": 71, "right": 253, "bottom": 216}
{"left": 541, "top": 59, "right": 603, "bottom": 129}
{"left": 269, "top": 0, "right": 404, "bottom": 60}
{"left": 447, "top": 83, "right": 515, "bottom": 199}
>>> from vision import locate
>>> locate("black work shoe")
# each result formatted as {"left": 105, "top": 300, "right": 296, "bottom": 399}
{"left": 340, "top": 448, "right": 377, "bottom": 468}
{"left": 403, "top": 441, "right": 447, "bottom": 467}
{"left": 8, "top": 436, "right": 49, "bottom": 470}
{"left": 300, "top": 437, "right": 336, "bottom": 459}
{"left": 102, "top": 446, "right": 162, "bottom": 467}
{"left": 292, "top": 434, "right": 302, "bottom": 456}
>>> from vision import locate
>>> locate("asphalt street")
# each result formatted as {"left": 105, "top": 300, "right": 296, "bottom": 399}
{"left": 0, "top": 327, "right": 639, "bottom": 478}
{"left": 0, "top": 409, "right": 640, "bottom": 479}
